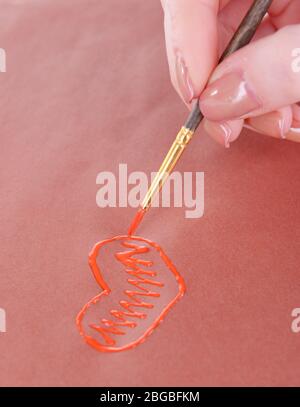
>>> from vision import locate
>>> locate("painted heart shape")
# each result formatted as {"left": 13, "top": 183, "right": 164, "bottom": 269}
{"left": 76, "top": 235, "right": 185, "bottom": 352}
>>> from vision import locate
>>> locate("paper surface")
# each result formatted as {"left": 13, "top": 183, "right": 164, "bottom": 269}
{"left": 0, "top": 0, "right": 299, "bottom": 386}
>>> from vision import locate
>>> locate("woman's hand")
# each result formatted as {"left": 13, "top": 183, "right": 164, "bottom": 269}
{"left": 161, "top": 0, "right": 300, "bottom": 146}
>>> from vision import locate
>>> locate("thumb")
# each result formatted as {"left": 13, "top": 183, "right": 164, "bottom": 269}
{"left": 161, "top": 0, "right": 220, "bottom": 105}
{"left": 199, "top": 25, "right": 300, "bottom": 121}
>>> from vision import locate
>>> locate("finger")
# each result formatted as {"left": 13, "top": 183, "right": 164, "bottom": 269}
{"left": 269, "top": 0, "right": 300, "bottom": 28}
{"left": 215, "top": 1, "right": 299, "bottom": 143}
{"left": 217, "top": 0, "right": 256, "bottom": 56}
{"left": 286, "top": 120, "right": 300, "bottom": 142}
{"left": 161, "top": 0, "right": 220, "bottom": 105}
{"left": 246, "top": 115, "right": 300, "bottom": 143}
{"left": 283, "top": 102, "right": 300, "bottom": 142}
{"left": 292, "top": 102, "right": 300, "bottom": 120}
{"left": 199, "top": 25, "right": 300, "bottom": 121}
{"left": 245, "top": 106, "right": 293, "bottom": 139}
{"left": 203, "top": 118, "right": 244, "bottom": 148}
{"left": 203, "top": 0, "right": 272, "bottom": 148}
{"left": 219, "top": 0, "right": 231, "bottom": 10}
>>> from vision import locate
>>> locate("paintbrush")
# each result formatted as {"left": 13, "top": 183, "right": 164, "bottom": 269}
{"left": 128, "top": 0, "right": 273, "bottom": 235}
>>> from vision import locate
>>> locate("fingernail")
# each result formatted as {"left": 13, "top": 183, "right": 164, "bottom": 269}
{"left": 286, "top": 119, "right": 300, "bottom": 142}
{"left": 279, "top": 115, "right": 289, "bottom": 139}
{"left": 203, "top": 120, "right": 233, "bottom": 148}
{"left": 290, "top": 126, "right": 300, "bottom": 133}
{"left": 293, "top": 103, "right": 300, "bottom": 121}
{"left": 175, "top": 53, "right": 195, "bottom": 105}
{"left": 200, "top": 72, "right": 262, "bottom": 121}
{"left": 247, "top": 111, "right": 290, "bottom": 140}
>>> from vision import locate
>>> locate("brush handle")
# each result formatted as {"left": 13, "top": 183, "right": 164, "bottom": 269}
{"left": 184, "top": 0, "right": 273, "bottom": 131}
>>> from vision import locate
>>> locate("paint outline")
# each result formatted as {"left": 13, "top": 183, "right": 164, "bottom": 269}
{"left": 76, "top": 235, "right": 186, "bottom": 352}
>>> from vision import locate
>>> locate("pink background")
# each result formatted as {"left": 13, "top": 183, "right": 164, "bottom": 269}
{"left": 0, "top": 0, "right": 300, "bottom": 386}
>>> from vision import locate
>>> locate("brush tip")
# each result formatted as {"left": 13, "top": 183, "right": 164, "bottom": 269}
{"left": 128, "top": 208, "right": 146, "bottom": 236}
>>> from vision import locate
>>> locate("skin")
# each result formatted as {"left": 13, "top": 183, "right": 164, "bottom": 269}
{"left": 161, "top": 0, "right": 300, "bottom": 146}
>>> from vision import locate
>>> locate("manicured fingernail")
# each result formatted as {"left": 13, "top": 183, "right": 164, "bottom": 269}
{"left": 200, "top": 72, "right": 262, "bottom": 121}
{"left": 286, "top": 120, "right": 300, "bottom": 142}
{"left": 279, "top": 115, "right": 288, "bottom": 139}
{"left": 203, "top": 120, "right": 233, "bottom": 148}
{"left": 247, "top": 111, "right": 290, "bottom": 140}
{"left": 293, "top": 103, "right": 300, "bottom": 121}
{"left": 290, "top": 126, "right": 300, "bottom": 133}
{"left": 175, "top": 53, "right": 195, "bottom": 104}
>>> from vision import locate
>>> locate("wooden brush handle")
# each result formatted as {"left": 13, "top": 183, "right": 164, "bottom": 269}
{"left": 184, "top": 0, "right": 273, "bottom": 131}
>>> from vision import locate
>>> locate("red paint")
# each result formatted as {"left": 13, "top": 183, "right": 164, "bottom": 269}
{"left": 127, "top": 207, "right": 146, "bottom": 235}
{"left": 76, "top": 235, "right": 185, "bottom": 353}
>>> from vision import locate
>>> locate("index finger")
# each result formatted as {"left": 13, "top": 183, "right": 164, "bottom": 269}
{"left": 161, "top": 0, "right": 220, "bottom": 104}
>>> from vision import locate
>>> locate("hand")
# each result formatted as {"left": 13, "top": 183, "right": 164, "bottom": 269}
{"left": 161, "top": 0, "right": 300, "bottom": 146}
